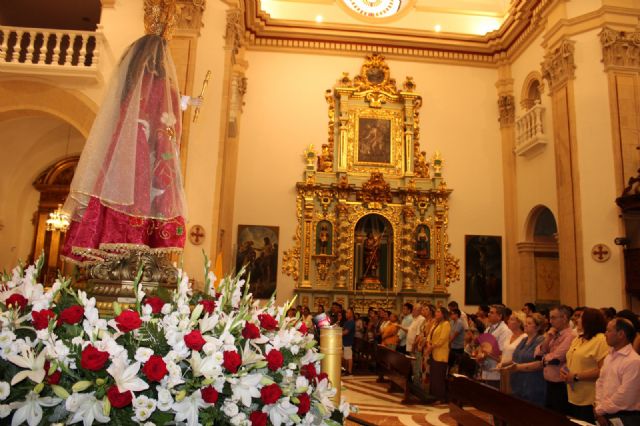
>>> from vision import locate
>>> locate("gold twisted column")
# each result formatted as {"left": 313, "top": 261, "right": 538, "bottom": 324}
{"left": 320, "top": 327, "right": 342, "bottom": 403}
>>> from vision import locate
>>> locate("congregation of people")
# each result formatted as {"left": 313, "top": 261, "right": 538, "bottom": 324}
{"left": 296, "top": 301, "right": 640, "bottom": 426}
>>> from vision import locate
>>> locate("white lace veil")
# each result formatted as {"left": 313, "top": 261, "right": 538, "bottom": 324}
{"left": 64, "top": 35, "right": 186, "bottom": 221}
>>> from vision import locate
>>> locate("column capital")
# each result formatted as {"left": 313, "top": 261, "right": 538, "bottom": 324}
{"left": 600, "top": 26, "right": 640, "bottom": 71}
{"left": 541, "top": 39, "right": 576, "bottom": 92}
{"left": 498, "top": 94, "right": 515, "bottom": 128}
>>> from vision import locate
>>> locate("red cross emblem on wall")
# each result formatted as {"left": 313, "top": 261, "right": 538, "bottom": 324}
{"left": 591, "top": 244, "right": 611, "bottom": 262}
{"left": 189, "top": 225, "right": 206, "bottom": 246}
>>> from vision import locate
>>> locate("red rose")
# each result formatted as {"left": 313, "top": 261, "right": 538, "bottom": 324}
{"left": 297, "top": 392, "right": 311, "bottom": 415}
{"left": 242, "top": 322, "right": 261, "bottom": 339}
{"left": 199, "top": 299, "right": 216, "bottom": 314}
{"left": 47, "top": 370, "right": 62, "bottom": 385}
{"left": 142, "top": 355, "right": 168, "bottom": 382}
{"left": 143, "top": 296, "right": 164, "bottom": 314}
{"left": 301, "top": 363, "right": 317, "bottom": 380}
{"left": 223, "top": 350, "right": 242, "bottom": 373}
{"left": 80, "top": 344, "right": 110, "bottom": 371}
{"left": 5, "top": 294, "right": 27, "bottom": 311}
{"left": 266, "top": 349, "right": 284, "bottom": 371}
{"left": 32, "top": 309, "right": 56, "bottom": 330}
{"left": 184, "top": 330, "right": 206, "bottom": 351}
{"left": 317, "top": 372, "right": 329, "bottom": 384}
{"left": 260, "top": 383, "right": 282, "bottom": 404}
{"left": 58, "top": 305, "right": 84, "bottom": 325}
{"left": 107, "top": 385, "right": 133, "bottom": 408}
{"left": 201, "top": 385, "right": 219, "bottom": 404}
{"left": 258, "top": 313, "right": 278, "bottom": 331}
{"left": 298, "top": 322, "right": 308, "bottom": 334}
{"left": 249, "top": 411, "right": 268, "bottom": 426}
{"left": 115, "top": 309, "right": 142, "bottom": 333}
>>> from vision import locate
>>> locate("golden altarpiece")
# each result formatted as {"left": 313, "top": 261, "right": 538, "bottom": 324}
{"left": 282, "top": 54, "right": 460, "bottom": 313}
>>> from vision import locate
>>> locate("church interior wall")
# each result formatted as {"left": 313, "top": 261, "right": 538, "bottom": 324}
{"left": 571, "top": 29, "right": 624, "bottom": 308}
{"left": 511, "top": 31, "right": 559, "bottom": 243}
{"left": 0, "top": 116, "right": 84, "bottom": 269}
{"left": 234, "top": 49, "right": 503, "bottom": 308}
{"left": 179, "top": 0, "right": 226, "bottom": 282}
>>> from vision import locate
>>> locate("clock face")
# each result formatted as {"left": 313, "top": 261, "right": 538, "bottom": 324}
{"left": 343, "top": 0, "right": 401, "bottom": 18}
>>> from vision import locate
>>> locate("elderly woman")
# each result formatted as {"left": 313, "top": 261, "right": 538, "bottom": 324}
{"left": 561, "top": 307, "right": 608, "bottom": 423}
{"left": 425, "top": 307, "right": 451, "bottom": 402}
{"left": 498, "top": 310, "right": 527, "bottom": 393}
{"left": 506, "top": 313, "right": 547, "bottom": 406}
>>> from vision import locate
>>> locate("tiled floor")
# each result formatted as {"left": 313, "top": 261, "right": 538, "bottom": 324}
{"left": 343, "top": 375, "right": 493, "bottom": 426}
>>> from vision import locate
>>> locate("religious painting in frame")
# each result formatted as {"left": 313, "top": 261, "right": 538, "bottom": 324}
{"left": 357, "top": 117, "right": 391, "bottom": 164}
{"left": 236, "top": 225, "right": 279, "bottom": 299}
{"left": 465, "top": 235, "right": 502, "bottom": 305}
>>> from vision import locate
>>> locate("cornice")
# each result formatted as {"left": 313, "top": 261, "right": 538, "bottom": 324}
{"left": 239, "top": 0, "right": 557, "bottom": 67}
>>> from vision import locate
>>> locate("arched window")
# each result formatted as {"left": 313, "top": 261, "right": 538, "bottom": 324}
{"left": 520, "top": 71, "right": 544, "bottom": 110}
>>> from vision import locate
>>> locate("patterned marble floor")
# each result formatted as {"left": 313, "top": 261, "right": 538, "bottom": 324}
{"left": 343, "top": 375, "right": 493, "bottom": 426}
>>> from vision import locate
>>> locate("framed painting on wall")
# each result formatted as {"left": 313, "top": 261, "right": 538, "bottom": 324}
{"left": 465, "top": 235, "right": 502, "bottom": 305}
{"left": 357, "top": 117, "right": 391, "bottom": 164}
{"left": 235, "top": 225, "right": 279, "bottom": 299}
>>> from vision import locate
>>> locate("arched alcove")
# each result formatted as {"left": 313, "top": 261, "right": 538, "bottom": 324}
{"left": 520, "top": 71, "right": 544, "bottom": 110}
{"left": 518, "top": 205, "right": 559, "bottom": 306}
{"left": 353, "top": 213, "right": 394, "bottom": 290}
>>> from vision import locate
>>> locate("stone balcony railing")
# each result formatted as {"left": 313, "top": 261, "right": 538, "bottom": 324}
{"left": 515, "top": 103, "right": 548, "bottom": 156}
{"left": 0, "top": 25, "right": 102, "bottom": 81}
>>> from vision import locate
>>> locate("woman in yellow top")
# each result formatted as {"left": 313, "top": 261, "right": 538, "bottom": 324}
{"left": 425, "top": 307, "right": 451, "bottom": 402}
{"left": 381, "top": 312, "right": 400, "bottom": 349}
{"left": 560, "top": 307, "right": 609, "bottom": 423}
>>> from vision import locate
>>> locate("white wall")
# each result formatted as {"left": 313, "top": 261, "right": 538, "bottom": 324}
{"left": 572, "top": 29, "right": 624, "bottom": 308}
{"left": 235, "top": 51, "right": 502, "bottom": 307}
{"left": 511, "top": 31, "right": 559, "bottom": 240}
{"left": 0, "top": 116, "right": 84, "bottom": 270}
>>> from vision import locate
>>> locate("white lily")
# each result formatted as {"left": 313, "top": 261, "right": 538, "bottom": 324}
{"left": 172, "top": 389, "right": 207, "bottom": 426}
{"left": 107, "top": 356, "right": 149, "bottom": 393}
{"left": 65, "top": 392, "right": 110, "bottom": 426}
{"left": 9, "top": 391, "right": 61, "bottom": 426}
{"left": 7, "top": 348, "right": 46, "bottom": 385}
{"left": 268, "top": 397, "right": 299, "bottom": 426}
{"left": 229, "top": 373, "right": 262, "bottom": 407}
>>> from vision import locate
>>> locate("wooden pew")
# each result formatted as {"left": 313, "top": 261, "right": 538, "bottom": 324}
{"left": 375, "top": 344, "right": 416, "bottom": 404}
{"left": 353, "top": 337, "right": 376, "bottom": 371}
{"left": 448, "top": 375, "right": 579, "bottom": 426}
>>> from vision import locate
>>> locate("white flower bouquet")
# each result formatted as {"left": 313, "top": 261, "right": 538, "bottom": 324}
{"left": 0, "top": 255, "right": 348, "bottom": 426}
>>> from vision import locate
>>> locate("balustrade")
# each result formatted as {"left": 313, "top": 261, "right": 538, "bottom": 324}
{"left": 0, "top": 25, "right": 101, "bottom": 79}
{"left": 515, "top": 103, "right": 548, "bottom": 156}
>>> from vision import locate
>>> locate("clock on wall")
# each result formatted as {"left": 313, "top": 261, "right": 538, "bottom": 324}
{"left": 343, "top": 0, "right": 401, "bottom": 18}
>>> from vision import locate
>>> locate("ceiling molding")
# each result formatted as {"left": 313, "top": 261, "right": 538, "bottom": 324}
{"left": 241, "top": 0, "right": 555, "bottom": 67}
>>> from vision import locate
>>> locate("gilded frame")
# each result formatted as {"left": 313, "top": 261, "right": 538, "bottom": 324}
{"left": 347, "top": 107, "right": 404, "bottom": 176}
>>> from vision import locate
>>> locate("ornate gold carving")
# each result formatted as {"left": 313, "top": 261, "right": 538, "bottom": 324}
{"left": 359, "top": 172, "right": 392, "bottom": 205}
{"left": 351, "top": 297, "right": 396, "bottom": 314}
{"left": 88, "top": 249, "right": 179, "bottom": 284}
{"left": 304, "top": 145, "right": 318, "bottom": 172}
{"left": 319, "top": 90, "right": 336, "bottom": 172}
{"left": 600, "top": 27, "right": 640, "bottom": 70}
{"left": 313, "top": 255, "right": 335, "bottom": 282}
{"left": 541, "top": 39, "right": 576, "bottom": 92}
{"left": 498, "top": 94, "right": 515, "bottom": 128}
{"left": 285, "top": 55, "right": 459, "bottom": 307}
{"left": 444, "top": 252, "right": 460, "bottom": 288}
{"left": 144, "top": 0, "right": 178, "bottom": 40}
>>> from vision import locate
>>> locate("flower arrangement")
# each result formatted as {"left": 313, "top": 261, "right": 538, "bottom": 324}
{"left": 0, "top": 255, "right": 348, "bottom": 426}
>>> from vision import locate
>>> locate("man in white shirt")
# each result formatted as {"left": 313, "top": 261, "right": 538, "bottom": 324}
{"left": 478, "top": 304, "right": 512, "bottom": 388}
{"left": 397, "top": 302, "right": 414, "bottom": 353}
{"left": 406, "top": 303, "right": 425, "bottom": 385}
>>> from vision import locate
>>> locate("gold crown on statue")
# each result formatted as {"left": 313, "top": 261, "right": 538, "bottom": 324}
{"left": 144, "top": 0, "right": 178, "bottom": 40}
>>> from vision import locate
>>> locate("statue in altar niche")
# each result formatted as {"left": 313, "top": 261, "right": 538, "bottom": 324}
{"left": 316, "top": 221, "right": 332, "bottom": 255}
{"left": 416, "top": 225, "right": 430, "bottom": 259}
{"left": 356, "top": 214, "right": 393, "bottom": 290}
